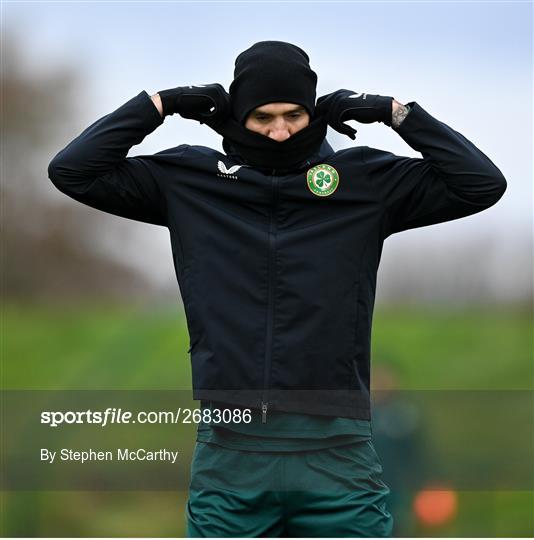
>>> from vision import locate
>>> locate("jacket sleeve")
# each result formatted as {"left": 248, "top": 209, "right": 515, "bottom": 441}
{"left": 47, "top": 90, "right": 168, "bottom": 227}
{"left": 361, "top": 102, "right": 507, "bottom": 238}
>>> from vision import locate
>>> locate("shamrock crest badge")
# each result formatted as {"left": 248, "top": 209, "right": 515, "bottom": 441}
{"left": 306, "top": 164, "right": 340, "bottom": 197}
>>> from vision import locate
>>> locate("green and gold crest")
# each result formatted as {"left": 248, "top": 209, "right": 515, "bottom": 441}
{"left": 306, "top": 164, "right": 340, "bottom": 197}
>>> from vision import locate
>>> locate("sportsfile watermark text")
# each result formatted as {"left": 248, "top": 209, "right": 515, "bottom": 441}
{"left": 41, "top": 407, "right": 252, "bottom": 427}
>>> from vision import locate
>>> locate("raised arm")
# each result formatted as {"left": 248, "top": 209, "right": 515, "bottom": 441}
{"left": 362, "top": 102, "right": 507, "bottom": 237}
{"left": 48, "top": 84, "right": 229, "bottom": 226}
{"left": 48, "top": 90, "right": 169, "bottom": 226}
{"left": 316, "top": 88, "right": 506, "bottom": 238}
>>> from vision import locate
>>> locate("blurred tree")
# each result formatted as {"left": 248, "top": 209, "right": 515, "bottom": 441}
{"left": 1, "top": 31, "right": 153, "bottom": 303}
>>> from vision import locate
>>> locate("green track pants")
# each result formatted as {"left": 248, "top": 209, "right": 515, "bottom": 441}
{"left": 185, "top": 439, "right": 393, "bottom": 537}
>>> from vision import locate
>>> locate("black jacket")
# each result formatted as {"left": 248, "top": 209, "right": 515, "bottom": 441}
{"left": 48, "top": 90, "right": 507, "bottom": 421}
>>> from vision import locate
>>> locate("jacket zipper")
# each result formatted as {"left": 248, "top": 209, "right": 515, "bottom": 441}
{"left": 261, "top": 169, "right": 279, "bottom": 423}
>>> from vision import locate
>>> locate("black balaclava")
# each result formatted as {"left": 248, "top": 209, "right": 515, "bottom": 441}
{"left": 205, "top": 41, "right": 328, "bottom": 171}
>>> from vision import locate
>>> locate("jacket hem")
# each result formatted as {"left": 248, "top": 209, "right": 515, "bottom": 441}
{"left": 193, "top": 389, "right": 371, "bottom": 420}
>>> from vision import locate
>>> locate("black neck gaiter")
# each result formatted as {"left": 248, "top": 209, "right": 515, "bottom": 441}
{"left": 208, "top": 114, "right": 328, "bottom": 171}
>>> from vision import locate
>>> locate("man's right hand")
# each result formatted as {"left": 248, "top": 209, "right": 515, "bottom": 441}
{"left": 156, "top": 84, "right": 229, "bottom": 125}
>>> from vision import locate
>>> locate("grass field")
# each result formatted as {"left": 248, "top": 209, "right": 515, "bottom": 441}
{"left": 1, "top": 301, "right": 532, "bottom": 537}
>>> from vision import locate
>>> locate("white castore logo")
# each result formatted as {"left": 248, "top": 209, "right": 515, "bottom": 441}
{"left": 217, "top": 160, "right": 243, "bottom": 180}
{"left": 349, "top": 93, "right": 367, "bottom": 99}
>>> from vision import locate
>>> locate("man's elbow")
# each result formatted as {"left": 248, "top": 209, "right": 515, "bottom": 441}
{"left": 47, "top": 154, "right": 76, "bottom": 195}
{"left": 486, "top": 171, "right": 507, "bottom": 207}
{"left": 47, "top": 155, "right": 63, "bottom": 189}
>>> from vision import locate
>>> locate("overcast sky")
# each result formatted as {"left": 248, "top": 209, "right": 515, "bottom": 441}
{"left": 3, "top": 1, "right": 532, "bottom": 299}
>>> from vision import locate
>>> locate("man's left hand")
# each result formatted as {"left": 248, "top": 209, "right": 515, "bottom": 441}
{"left": 316, "top": 89, "right": 394, "bottom": 139}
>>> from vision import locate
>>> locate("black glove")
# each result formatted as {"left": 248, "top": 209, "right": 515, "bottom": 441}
{"left": 157, "top": 83, "right": 230, "bottom": 125}
{"left": 316, "top": 89, "right": 394, "bottom": 139}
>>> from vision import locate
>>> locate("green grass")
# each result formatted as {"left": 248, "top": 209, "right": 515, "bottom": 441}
{"left": 2, "top": 302, "right": 192, "bottom": 390}
{"left": 372, "top": 304, "right": 532, "bottom": 390}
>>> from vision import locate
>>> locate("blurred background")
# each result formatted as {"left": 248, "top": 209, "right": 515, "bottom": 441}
{"left": 1, "top": 0, "right": 532, "bottom": 537}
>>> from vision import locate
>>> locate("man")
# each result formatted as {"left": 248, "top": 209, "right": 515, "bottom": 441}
{"left": 48, "top": 41, "right": 506, "bottom": 537}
